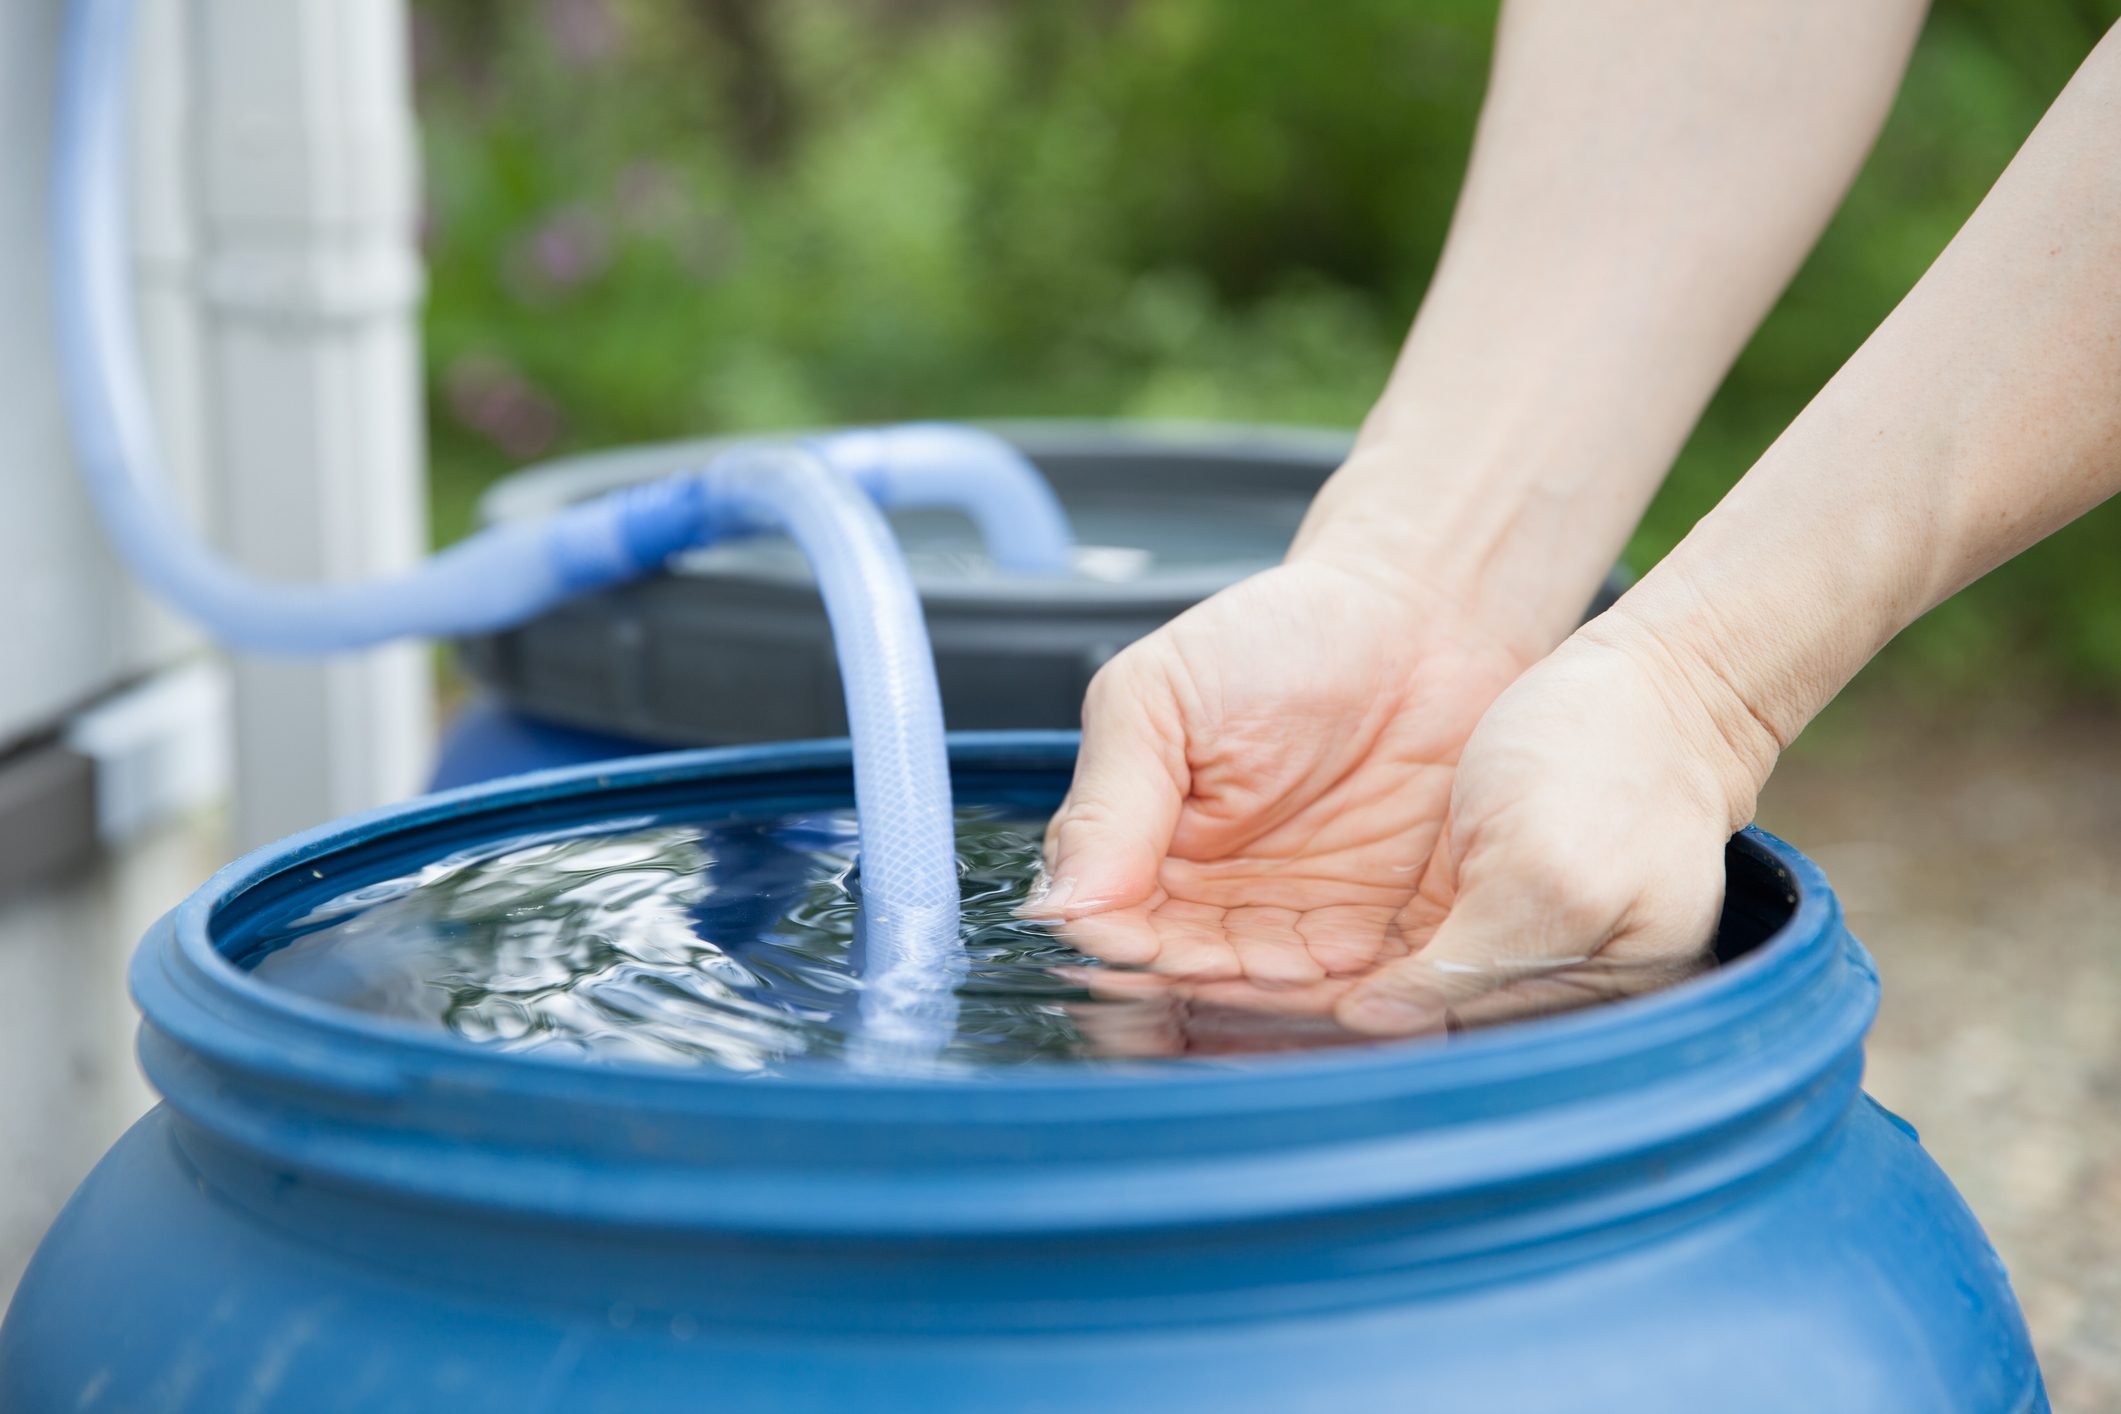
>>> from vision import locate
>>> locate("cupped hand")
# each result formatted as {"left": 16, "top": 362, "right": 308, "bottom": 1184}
{"left": 1327, "top": 618, "right": 1777, "bottom": 1034}
{"left": 1040, "top": 567, "right": 1772, "bottom": 1040}
{"left": 1034, "top": 556, "right": 1535, "bottom": 1015}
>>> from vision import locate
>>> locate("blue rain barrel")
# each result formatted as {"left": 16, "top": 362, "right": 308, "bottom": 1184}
{"left": 0, "top": 734, "right": 2044, "bottom": 1412}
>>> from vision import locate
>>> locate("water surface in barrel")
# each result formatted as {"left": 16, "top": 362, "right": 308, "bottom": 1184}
{"left": 244, "top": 805, "right": 1711, "bottom": 1072}
{"left": 246, "top": 808, "right": 1385, "bottom": 1071}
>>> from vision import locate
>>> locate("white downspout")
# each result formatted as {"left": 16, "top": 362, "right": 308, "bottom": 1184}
{"left": 189, "top": 0, "right": 432, "bottom": 847}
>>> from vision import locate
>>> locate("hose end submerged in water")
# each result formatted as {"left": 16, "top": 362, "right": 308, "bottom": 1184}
{"left": 695, "top": 445, "right": 965, "bottom": 1063}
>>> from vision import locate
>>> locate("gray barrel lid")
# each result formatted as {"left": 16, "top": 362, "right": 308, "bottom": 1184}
{"left": 455, "top": 419, "right": 1620, "bottom": 745}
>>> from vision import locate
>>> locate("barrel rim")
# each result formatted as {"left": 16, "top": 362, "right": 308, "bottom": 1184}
{"left": 129, "top": 732, "right": 1874, "bottom": 1236}
{"left": 143, "top": 732, "right": 1843, "bottom": 1089}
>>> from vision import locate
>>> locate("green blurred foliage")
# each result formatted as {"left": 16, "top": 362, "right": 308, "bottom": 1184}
{"left": 417, "top": 0, "right": 2121, "bottom": 696}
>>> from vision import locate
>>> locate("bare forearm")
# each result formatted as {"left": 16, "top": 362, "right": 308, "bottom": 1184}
{"left": 1607, "top": 24, "right": 2121, "bottom": 811}
{"left": 1294, "top": 0, "right": 1927, "bottom": 656}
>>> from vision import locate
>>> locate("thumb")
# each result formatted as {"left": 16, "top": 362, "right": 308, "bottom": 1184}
{"left": 1036, "top": 660, "right": 1189, "bottom": 916}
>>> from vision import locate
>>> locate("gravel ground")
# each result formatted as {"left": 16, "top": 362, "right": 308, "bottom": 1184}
{"left": 1758, "top": 708, "right": 2121, "bottom": 1410}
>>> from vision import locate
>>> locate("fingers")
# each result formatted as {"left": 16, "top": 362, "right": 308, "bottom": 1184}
{"left": 1332, "top": 828, "right": 1724, "bottom": 1036}
{"left": 1038, "top": 657, "right": 1189, "bottom": 916}
{"left": 1446, "top": 948, "right": 1711, "bottom": 1030}
{"left": 1334, "top": 921, "right": 1521, "bottom": 1038}
{"left": 1332, "top": 847, "right": 1628, "bottom": 1036}
{"left": 1052, "top": 901, "right": 1247, "bottom": 982}
{"left": 1055, "top": 964, "right": 1363, "bottom": 1058}
{"left": 1052, "top": 899, "right": 1375, "bottom": 989}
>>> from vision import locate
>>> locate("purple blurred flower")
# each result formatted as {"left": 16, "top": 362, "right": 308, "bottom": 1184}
{"left": 444, "top": 354, "right": 565, "bottom": 460}
{"left": 509, "top": 204, "right": 613, "bottom": 296}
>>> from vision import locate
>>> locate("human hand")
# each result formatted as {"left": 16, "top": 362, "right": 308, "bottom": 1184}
{"left": 1033, "top": 553, "right": 1537, "bottom": 1014}
{"left": 1327, "top": 615, "right": 1779, "bottom": 1034}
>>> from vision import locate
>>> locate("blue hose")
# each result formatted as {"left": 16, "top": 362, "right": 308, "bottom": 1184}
{"left": 52, "top": 0, "right": 1070, "bottom": 654}
{"left": 818, "top": 423, "right": 1073, "bottom": 575}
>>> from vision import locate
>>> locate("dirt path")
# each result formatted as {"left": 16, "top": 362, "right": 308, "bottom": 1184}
{"left": 1759, "top": 708, "right": 2121, "bottom": 1408}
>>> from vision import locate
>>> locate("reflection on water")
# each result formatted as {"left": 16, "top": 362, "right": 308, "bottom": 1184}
{"left": 246, "top": 809, "right": 1387, "bottom": 1073}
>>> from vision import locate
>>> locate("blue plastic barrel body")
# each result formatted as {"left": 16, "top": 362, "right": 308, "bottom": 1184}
{"left": 0, "top": 734, "right": 2046, "bottom": 1413}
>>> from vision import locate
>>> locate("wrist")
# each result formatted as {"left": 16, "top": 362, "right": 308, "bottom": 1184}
{"left": 1582, "top": 491, "right": 1918, "bottom": 830}
{"left": 1286, "top": 432, "right": 1627, "bottom": 662}
{"left": 1594, "top": 393, "right": 1956, "bottom": 778}
{"left": 1571, "top": 588, "right": 1788, "bottom": 833}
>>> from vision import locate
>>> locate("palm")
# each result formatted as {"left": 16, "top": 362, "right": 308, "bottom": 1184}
{"left": 1045, "top": 561, "right": 1529, "bottom": 1005}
